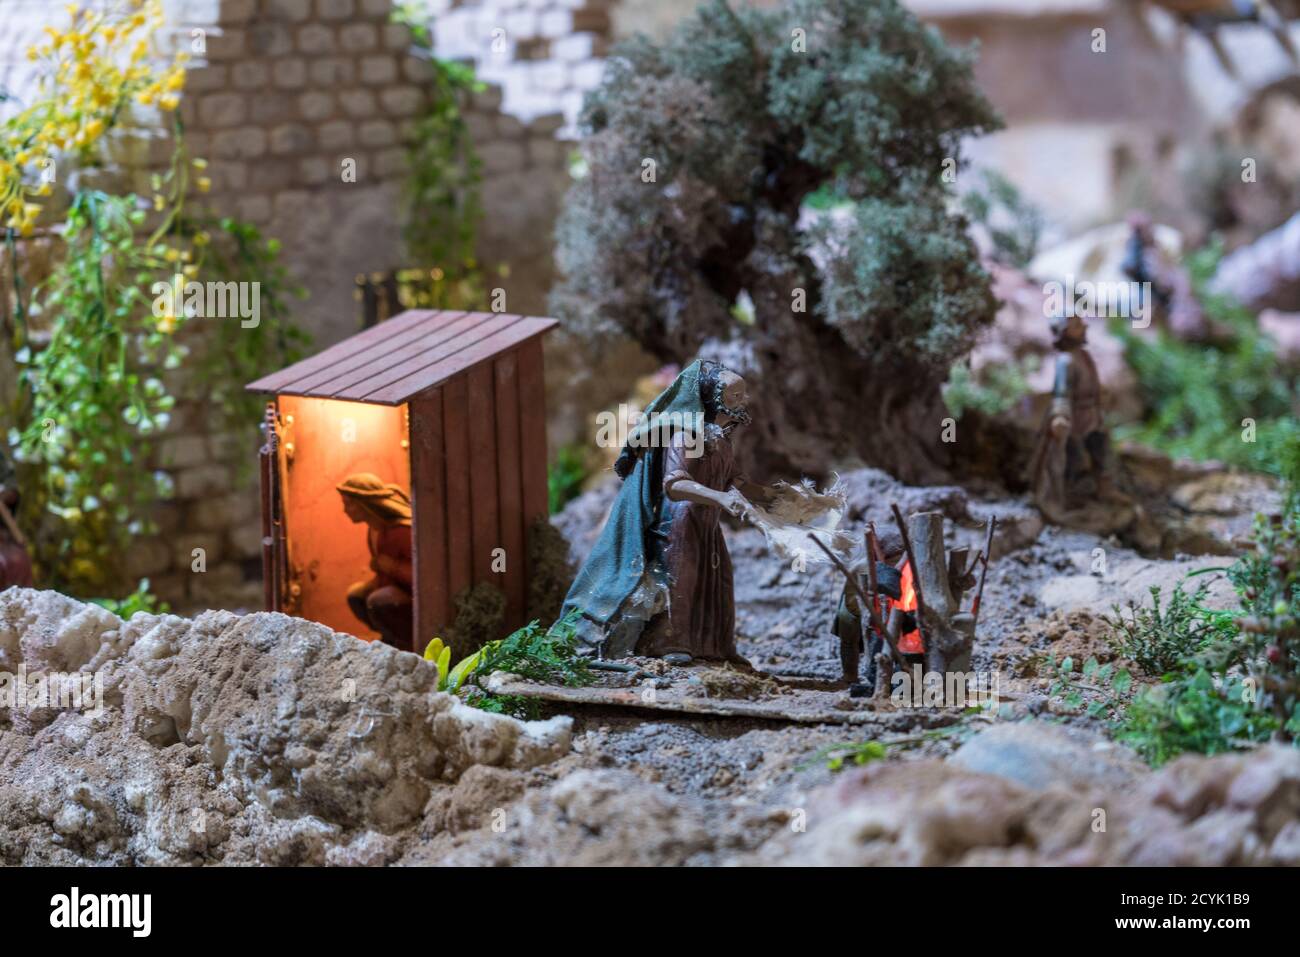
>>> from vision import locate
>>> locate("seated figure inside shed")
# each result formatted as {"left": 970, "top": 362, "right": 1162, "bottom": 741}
{"left": 337, "top": 473, "right": 413, "bottom": 649}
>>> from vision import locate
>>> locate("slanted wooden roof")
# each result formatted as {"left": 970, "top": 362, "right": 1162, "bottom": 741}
{"left": 246, "top": 310, "right": 558, "bottom": 405}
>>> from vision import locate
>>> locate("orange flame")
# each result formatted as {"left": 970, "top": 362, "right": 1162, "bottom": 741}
{"left": 895, "top": 561, "right": 923, "bottom": 654}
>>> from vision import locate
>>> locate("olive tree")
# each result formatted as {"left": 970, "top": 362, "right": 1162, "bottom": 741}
{"left": 551, "top": 0, "right": 1003, "bottom": 481}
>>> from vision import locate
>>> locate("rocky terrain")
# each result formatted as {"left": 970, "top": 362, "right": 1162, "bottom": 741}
{"left": 0, "top": 464, "right": 1295, "bottom": 866}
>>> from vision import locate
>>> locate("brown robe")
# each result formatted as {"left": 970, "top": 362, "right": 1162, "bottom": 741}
{"left": 347, "top": 523, "right": 413, "bottom": 648}
{"left": 636, "top": 428, "right": 739, "bottom": 660}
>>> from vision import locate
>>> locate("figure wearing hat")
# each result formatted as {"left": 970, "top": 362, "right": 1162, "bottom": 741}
{"left": 337, "top": 473, "right": 413, "bottom": 649}
{"left": 1028, "top": 310, "right": 1122, "bottom": 519}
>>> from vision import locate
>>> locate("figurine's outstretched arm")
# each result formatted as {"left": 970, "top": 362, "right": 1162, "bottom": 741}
{"left": 666, "top": 477, "right": 752, "bottom": 519}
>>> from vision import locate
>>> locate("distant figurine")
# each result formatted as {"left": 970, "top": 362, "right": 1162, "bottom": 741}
{"left": 337, "top": 473, "right": 413, "bottom": 649}
{"left": 0, "top": 446, "right": 33, "bottom": 590}
{"left": 1029, "top": 311, "right": 1127, "bottom": 521}
{"left": 560, "top": 359, "right": 776, "bottom": 664}
{"left": 1121, "top": 211, "right": 1204, "bottom": 338}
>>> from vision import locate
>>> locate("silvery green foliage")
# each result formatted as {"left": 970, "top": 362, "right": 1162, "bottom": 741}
{"left": 551, "top": 0, "right": 1001, "bottom": 476}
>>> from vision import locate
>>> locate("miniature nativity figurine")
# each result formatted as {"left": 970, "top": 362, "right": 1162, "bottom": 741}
{"left": 1028, "top": 310, "right": 1131, "bottom": 524}
{"left": 559, "top": 359, "right": 779, "bottom": 665}
{"left": 1121, "top": 211, "right": 1204, "bottom": 338}
{"left": 822, "top": 510, "right": 990, "bottom": 699}
{"left": 831, "top": 531, "right": 911, "bottom": 695}
{"left": 0, "top": 446, "right": 32, "bottom": 590}
{"left": 337, "top": 473, "right": 414, "bottom": 649}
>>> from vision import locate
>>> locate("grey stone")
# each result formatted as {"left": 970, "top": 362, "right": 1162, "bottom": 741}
{"left": 272, "top": 58, "right": 308, "bottom": 89}
{"left": 359, "top": 55, "right": 397, "bottom": 85}
{"left": 316, "top": 0, "right": 355, "bottom": 21}
{"left": 339, "top": 23, "right": 378, "bottom": 53}
{"left": 296, "top": 23, "right": 335, "bottom": 55}
{"left": 310, "top": 57, "right": 355, "bottom": 86}
{"left": 950, "top": 720, "right": 1146, "bottom": 792}
{"left": 197, "top": 93, "right": 247, "bottom": 128}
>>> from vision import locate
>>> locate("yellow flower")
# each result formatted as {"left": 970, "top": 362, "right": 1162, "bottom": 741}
{"left": 191, "top": 157, "right": 208, "bottom": 170}
{"left": 163, "top": 247, "right": 180, "bottom": 262}
{"left": 158, "top": 93, "right": 179, "bottom": 111}
{"left": 152, "top": 194, "right": 164, "bottom": 211}
{"left": 196, "top": 176, "right": 211, "bottom": 193}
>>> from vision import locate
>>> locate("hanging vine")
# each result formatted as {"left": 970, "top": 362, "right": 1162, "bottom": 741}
{"left": 2, "top": 1, "right": 305, "bottom": 597}
{"left": 391, "top": 0, "right": 499, "bottom": 309}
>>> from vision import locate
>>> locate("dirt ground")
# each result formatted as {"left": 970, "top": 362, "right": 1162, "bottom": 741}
{"left": 1, "top": 462, "right": 1295, "bottom": 866}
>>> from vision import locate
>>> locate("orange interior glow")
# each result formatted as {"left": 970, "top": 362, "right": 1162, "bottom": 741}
{"left": 276, "top": 395, "right": 410, "bottom": 640}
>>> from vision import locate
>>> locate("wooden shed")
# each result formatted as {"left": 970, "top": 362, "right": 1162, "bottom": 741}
{"left": 245, "top": 309, "right": 558, "bottom": 655}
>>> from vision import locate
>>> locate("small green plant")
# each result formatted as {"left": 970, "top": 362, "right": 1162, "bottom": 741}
{"left": 1116, "top": 669, "right": 1277, "bottom": 767}
{"left": 942, "top": 356, "right": 1036, "bottom": 419}
{"left": 803, "top": 724, "right": 969, "bottom": 772}
{"left": 422, "top": 610, "right": 592, "bottom": 718}
{"left": 91, "top": 578, "right": 169, "bottom": 618}
{"left": 815, "top": 739, "right": 887, "bottom": 772}
{"left": 1044, "top": 653, "right": 1134, "bottom": 718}
{"left": 1228, "top": 492, "right": 1300, "bottom": 740}
{"left": 1103, "top": 583, "right": 1230, "bottom": 677}
{"left": 547, "top": 444, "right": 589, "bottom": 513}
{"left": 469, "top": 611, "right": 590, "bottom": 686}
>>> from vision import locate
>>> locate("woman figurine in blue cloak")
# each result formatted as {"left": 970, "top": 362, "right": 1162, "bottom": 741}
{"left": 559, "top": 359, "right": 775, "bottom": 664}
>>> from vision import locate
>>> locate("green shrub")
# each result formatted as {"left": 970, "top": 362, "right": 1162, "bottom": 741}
{"left": 1103, "top": 582, "right": 1233, "bottom": 677}
{"left": 91, "top": 578, "right": 169, "bottom": 618}
{"left": 942, "top": 357, "right": 1036, "bottom": 420}
{"left": 1116, "top": 669, "right": 1277, "bottom": 767}
{"left": 1227, "top": 493, "right": 1300, "bottom": 740}
{"left": 460, "top": 611, "right": 592, "bottom": 719}
{"left": 1113, "top": 243, "right": 1300, "bottom": 476}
